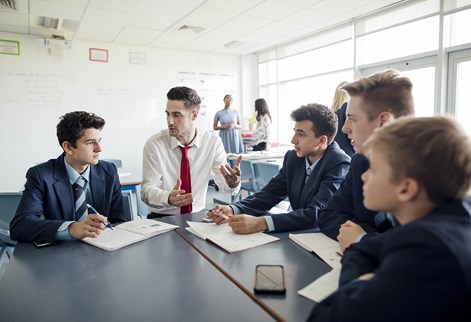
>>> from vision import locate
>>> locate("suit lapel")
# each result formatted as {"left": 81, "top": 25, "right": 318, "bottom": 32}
{"left": 90, "top": 165, "right": 105, "bottom": 213}
{"left": 290, "top": 156, "right": 306, "bottom": 206}
{"left": 52, "top": 154, "right": 75, "bottom": 221}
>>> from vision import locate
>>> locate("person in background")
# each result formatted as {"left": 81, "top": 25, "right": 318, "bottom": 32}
{"left": 308, "top": 116, "right": 471, "bottom": 321}
{"left": 318, "top": 69, "right": 415, "bottom": 252}
{"left": 213, "top": 94, "right": 244, "bottom": 153}
{"left": 331, "top": 81, "right": 354, "bottom": 157}
{"left": 10, "top": 111, "right": 127, "bottom": 243}
{"left": 142, "top": 86, "right": 241, "bottom": 217}
{"left": 251, "top": 98, "right": 272, "bottom": 152}
{"left": 207, "top": 103, "right": 351, "bottom": 234}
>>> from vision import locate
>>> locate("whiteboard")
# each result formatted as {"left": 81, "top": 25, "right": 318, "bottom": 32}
{"left": 0, "top": 33, "right": 240, "bottom": 191}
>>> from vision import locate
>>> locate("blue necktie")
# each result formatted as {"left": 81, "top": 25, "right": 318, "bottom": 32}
{"left": 73, "top": 176, "right": 87, "bottom": 221}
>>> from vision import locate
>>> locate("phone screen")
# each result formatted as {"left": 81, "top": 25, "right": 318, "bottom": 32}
{"left": 254, "top": 265, "right": 286, "bottom": 294}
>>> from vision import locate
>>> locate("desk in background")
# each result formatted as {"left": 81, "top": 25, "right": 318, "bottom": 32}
{"left": 118, "top": 166, "right": 142, "bottom": 191}
{"left": 0, "top": 232, "right": 274, "bottom": 322}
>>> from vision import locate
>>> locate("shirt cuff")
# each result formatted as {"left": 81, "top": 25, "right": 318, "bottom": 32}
{"left": 55, "top": 221, "right": 75, "bottom": 240}
{"left": 354, "top": 232, "right": 367, "bottom": 243}
{"left": 263, "top": 215, "right": 274, "bottom": 232}
{"left": 230, "top": 205, "right": 242, "bottom": 214}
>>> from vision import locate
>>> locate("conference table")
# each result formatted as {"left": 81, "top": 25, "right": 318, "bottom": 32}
{"left": 0, "top": 211, "right": 331, "bottom": 322}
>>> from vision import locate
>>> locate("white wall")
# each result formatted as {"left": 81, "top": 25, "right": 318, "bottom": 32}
{"left": 0, "top": 32, "right": 241, "bottom": 191}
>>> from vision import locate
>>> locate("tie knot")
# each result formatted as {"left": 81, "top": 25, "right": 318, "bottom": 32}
{"left": 74, "top": 176, "right": 86, "bottom": 189}
{"left": 179, "top": 145, "right": 190, "bottom": 156}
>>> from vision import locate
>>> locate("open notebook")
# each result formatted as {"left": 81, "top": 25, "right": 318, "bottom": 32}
{"left": 186, "top": 221, "right": 279, "bottom": 253}
{"left": 82, "top": 219, "right": 178, "bottom": 251}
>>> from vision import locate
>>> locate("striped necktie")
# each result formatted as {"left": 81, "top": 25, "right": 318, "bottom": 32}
{"left": 179, "top": 146, "right": 192, "bottom": 214}
{"left": 73, "top": 176, "right": 88, "bottom": 221}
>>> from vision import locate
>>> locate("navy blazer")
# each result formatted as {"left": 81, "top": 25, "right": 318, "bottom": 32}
{"left": 10, "top": 154, "right": 126, "bottom": 242}
{"left": 308, "top": 198, "right": 471, "bottom": 322}
{"left": 233, "top": 142, "right": 350, "bottom": 232}
{"left": 318, "top": 153, "right": 388, "bottom": 239}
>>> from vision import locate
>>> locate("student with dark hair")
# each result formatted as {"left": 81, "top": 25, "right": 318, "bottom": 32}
{"left": 252, "top": 98, "right": 272, "bottom": 151}
{"left": 309, "top": 116, "right": 471, "bottom": 321}
{"left": 10, "top": 111, "right": 127, "bottom": 242}
{"left": 208, "top": 103, "right": 350, "bottom": 234}
{"left": 142, "top": 86, "right": 241, "bottom": 217}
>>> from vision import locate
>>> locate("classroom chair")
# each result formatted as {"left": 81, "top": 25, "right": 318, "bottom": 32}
{"left": 121, "top": 190, "right": 133, "bottom": 221}
{"left": 0, "top": 192, "right": 22, "bottom": 266}
{"left": 252, "top": 162, "right": 281, "bottom": 190}
{"left": 102, "top": 159, "right": 123, "bottom": 168}
{"left": 134, "top": 184, "right": 149, "bottom": 218}
{"left": 233, "top": 160, "right": 259, "bottom": 201}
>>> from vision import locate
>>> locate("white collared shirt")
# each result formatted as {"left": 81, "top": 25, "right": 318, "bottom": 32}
{"left": 141, "top": 129, "right": 240, "bottom": 214}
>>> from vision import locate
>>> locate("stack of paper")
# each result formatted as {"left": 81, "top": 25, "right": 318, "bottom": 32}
{"left": 289, "top": 232, "right": 342, "bottom": 269}
{"left": 186, "top": 221, "right": 279, "bottom": 253}
{"left": 82, "top": 219, "right": 179, "bottom": 251}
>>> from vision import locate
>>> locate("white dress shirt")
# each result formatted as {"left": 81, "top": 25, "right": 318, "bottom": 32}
{"left": 141, "top": 129, "right": 240, "bottom": 214}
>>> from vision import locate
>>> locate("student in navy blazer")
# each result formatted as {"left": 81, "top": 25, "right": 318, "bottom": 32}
{"left": 309, "top": 116, "right": 471, "bottom": 322}
{"left": 208, "top": 103, "right": 350, "bottom": 233}
{"left": 318, "top": 70, "right": 415, "bottom": 251}
{"left": 10, "top": 111, "right": 126, "bottom": 243}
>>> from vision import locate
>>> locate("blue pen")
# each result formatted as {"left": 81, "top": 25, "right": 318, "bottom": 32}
{"left": 86, "top": 203, "right": 113, "bottom": 230}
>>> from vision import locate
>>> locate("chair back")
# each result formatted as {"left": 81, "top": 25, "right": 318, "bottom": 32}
{"left": 253, "top": 162, "right": 280, "bottom": 190}
{"left": 240, "top": 160, "right": 259, "bottom": 193}
{"left": 0, "top": 192, "right": 22, "bottom": 245}
{"left": 135, "top": 185, "right": 149, "bottom": 218}
{"left": 102, "top": 159, "right": 123, "bottom": 167}
{"left": 121, "top": 190, "right": 133, "bottom": 221}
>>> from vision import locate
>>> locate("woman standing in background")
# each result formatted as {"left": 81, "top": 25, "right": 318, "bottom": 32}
{"left": 331, "top": 81, "right": 355, "bottom": 157}
{"left": 252, "top": 98, "right": 272, "bottom": 151}
{"left": 214, "top": 94, "right": 243, "bottom": 153}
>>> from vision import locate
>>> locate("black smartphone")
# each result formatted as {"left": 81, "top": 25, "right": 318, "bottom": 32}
{"left": 254, "top": 264, "right": 286, "bottom": 294}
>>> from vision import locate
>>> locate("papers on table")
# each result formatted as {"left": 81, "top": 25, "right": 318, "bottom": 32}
{"left": 186, "top": 221, "right": 279, "bottom": 253}
{"left": 82, "top": 219, "right": 178, "bottom": 251}
{"left": 289, "top": 232, "right": 342, "bottom": 269}
{"left": 290, "top": 232, "right": 343, "bottom": 302}
{"left": 298, "top": 267, "right": 341, "bottom": 303}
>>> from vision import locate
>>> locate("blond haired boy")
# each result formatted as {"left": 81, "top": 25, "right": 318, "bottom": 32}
{"left": 309, "top": 116, "right": 471, "bottom": 321}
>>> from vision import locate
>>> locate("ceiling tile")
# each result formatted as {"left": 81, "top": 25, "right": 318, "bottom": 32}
{"left": 244, "top": 0, "right": 303, "bottom": 20}
{"left": 113, "top": 27, "right": 162, "bottom": 46}
{"left": 30, "top": 0, "right": 88, "bottom": 21}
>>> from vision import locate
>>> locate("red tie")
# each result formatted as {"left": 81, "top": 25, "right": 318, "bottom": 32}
{"left": 179, "top": 146, "right": 192, "bottom": 214}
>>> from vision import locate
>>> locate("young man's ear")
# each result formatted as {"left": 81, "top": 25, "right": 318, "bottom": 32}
{"left": 191, "top": 109, "right": 199, "bottom": 121}
{"left": 378, "top": 112, "right": 395, "bottom": 127}
{"left": 397, "top": 178, "right": 420, "bottom": 202}
{"left": 62, "top": 141, "right": 73, "bottom": 155}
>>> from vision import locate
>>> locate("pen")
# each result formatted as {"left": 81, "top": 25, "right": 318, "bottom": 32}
{"left": 86, "top": 203, "right": 113, "bottom": 230}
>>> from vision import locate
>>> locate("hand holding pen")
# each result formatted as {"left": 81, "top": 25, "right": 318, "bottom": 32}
{"left": 87, "top": 204, "right": 114, "bottom": 230}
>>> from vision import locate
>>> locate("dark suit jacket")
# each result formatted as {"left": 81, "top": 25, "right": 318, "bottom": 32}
{"left": 10, "top": 154, "right": 126, "bottom": 242}
{"left": 334, "top": 102, "right": 355, "bottom": 157}
{"left": 308, "top": 198, "right": 471, "bottom": 322}
{"left": 318, "top": 153, "right": 389, "bottom": 239}
{"left": 233, "top": 142, "right": 350, "bottom": 232}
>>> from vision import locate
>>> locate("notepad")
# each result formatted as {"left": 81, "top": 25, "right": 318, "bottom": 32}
{"left": 298, "top": 267, "right": 341, "bottom": 303}
{"left": 289, "top": 232, "right": 342, "bottom": 269}
{"left": 82, "top": 218, "right": 179, "bottom": 251}
{"left": 186, "top": 221, "right": 279, "bottom": 253}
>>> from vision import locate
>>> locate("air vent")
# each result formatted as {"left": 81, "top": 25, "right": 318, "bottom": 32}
{"left": 0, "top": 0, "right": 17, "bottom": 10}
{"left": 224, "top": 41, "right": 244, "bottom": 49}
{"left": 177, "top": 24, "right": 205, "bottom": 34}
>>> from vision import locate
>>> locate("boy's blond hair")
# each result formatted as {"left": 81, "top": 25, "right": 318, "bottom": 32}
{"left": 364, "top": 116, "right": 471, "bottom": 204}
{"left": 342, "top": 69, "right": 414, "bottom": 121}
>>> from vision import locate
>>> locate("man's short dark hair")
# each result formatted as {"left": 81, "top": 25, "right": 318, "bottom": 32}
{"left": 167, "top": 86, "right": 201, "bottom": 111}
{"left": 291, "top": 103, "right": 338, "bottom": 144}
{"left": 57, "top": 111, "right": 105, "bottom": 147}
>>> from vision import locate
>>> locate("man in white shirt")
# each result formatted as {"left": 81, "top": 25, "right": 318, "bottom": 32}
{"left": 141, "top": 86, "right": 241, "bottom": 217}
